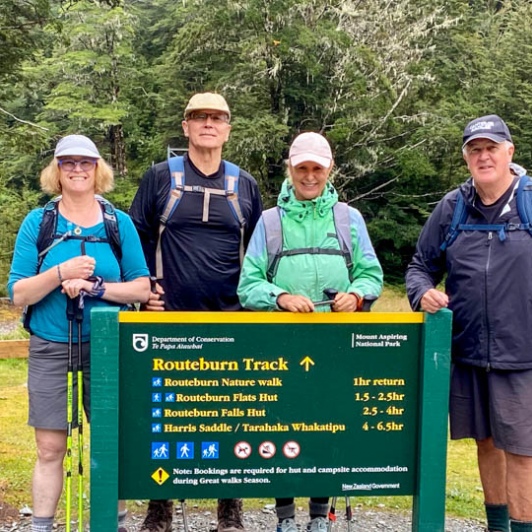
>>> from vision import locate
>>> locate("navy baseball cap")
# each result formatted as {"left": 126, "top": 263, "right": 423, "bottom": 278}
{"left": 462, "top": 115, "right": 513, "bottom": 149}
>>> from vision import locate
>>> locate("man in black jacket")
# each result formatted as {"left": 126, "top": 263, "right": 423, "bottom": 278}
{"left": 130, "top": 92, "right": 262, "bottom": 532}
{"left": 406, "top": 115, "right": 532, "bottom": 532}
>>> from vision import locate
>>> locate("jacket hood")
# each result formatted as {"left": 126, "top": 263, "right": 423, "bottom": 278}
{"left": 458, "top": 177, "right": 475, "bottom": 205}
{"left": 277, "top": 178, "right": 338, "bottom": 220}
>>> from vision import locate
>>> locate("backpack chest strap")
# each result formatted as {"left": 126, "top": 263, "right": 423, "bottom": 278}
{"left": 457, "top": 221, "right": 529, "bottom": 242}
{"left": 279, "top": 247, "right": 348, "bottom": 258}
{"left": 200, "top": 187, "right": 229, "bottom": 223}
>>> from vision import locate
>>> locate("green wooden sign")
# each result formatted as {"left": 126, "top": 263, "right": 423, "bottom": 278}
{"left": 90, "top": 309, "right": 452, "bottom": 531}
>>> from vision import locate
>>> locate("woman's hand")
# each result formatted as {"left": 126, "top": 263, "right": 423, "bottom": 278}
{"left": 61, "top": 278, "right": 93, "bottom": 299}
{"left": 332, "top": 292, "right": 359, "bottom": 312}
{"left": 59, "top": 255, "right": 96, "bottom": 280}
{"left": 277, "top": 293, "right": 315, "bottom": 313}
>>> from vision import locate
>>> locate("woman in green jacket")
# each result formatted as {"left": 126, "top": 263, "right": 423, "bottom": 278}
{"left": 237, "top": 132, "right": 383, "bottom": 531}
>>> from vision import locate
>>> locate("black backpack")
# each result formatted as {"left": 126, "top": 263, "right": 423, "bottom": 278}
{"left": 23, "top": 195, "right": 122, "bottom": 331}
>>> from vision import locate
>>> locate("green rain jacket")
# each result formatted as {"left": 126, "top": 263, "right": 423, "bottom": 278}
{"left": 237, "top": 179, "right": 383, "bottom": 311}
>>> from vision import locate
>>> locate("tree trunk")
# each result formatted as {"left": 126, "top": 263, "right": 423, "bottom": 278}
{"left": 110, "top": 124, "right": 127, "bottom": 177}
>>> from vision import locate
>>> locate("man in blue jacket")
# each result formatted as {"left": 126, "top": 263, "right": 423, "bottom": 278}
{"left": 406, "top": 115, "right": 532, "bottom": 532}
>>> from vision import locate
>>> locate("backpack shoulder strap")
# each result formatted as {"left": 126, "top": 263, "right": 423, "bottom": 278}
{"left": 95, "top": 195, "right": 122, "bottom": 262}
{"left": 24, "top": 196, "right": 123, "bottom": 332}
{"left": 157, "top": 157, "right": 246, "bottom": 278}
{"left": 21, "top": 199, "right": 57, "bottom": 330}
{"left": 262, "top": 207, "right": 283, "bottom": 283}
{"left": 224, "top": 161, "right": 240, "bottom": 195}
{"left": 36, "top": 197, "right": 62, "bottom": 262}
{"left": 515, "top": 174, "right": 532, "bottom": 238}
{"left": 161, "top": 156, "right": 185, "bottom": 225}
{"left": 224, "top": 161, "right": 241, "bottom": 210}
{"left": 440, "top": 191, "right": 467, "bottom": 251}
{"left": 332, "top": 202, "right": 354, "bottom": 281}
{"left": 156, "top": 156, "right": 185, "bottom": 279}
{"left": 36, "top": 195, "right": 122, "bottom": 264}
{"left": 223, "top": 161, "right": 246, "bottom": 265}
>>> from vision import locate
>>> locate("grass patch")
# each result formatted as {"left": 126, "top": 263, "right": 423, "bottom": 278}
{"left": 373, "top": 285, "right": 412, "bottom": 312}
{"left": 0, "top": 358, "right": 33, "bottom": 511}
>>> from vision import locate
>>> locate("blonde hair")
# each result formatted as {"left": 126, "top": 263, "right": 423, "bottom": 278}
{"left": 40, "top": 157, "right": 115, "bottom": 195}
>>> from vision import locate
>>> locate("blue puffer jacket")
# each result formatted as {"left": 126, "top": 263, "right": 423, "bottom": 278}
{"left": 406, "top": 176, "right": 532, "bottom": 370}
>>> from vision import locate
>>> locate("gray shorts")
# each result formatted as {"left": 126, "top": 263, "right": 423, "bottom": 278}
{"left": 28, "top": 335, "right": 91, "bottom": 430}
{"left": 449, "top": 362, "right": 532, "bottom": 456}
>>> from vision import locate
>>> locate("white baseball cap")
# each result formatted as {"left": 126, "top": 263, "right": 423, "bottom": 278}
{"left": 55, "top": 135, "right": 101, "bottom": 159}
{"left": 289, "top": 132, "right": 333, "bottom": 168}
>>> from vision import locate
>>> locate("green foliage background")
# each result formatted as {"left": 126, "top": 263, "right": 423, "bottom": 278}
{"left": 2, "top": 0, "right": 531, "bottom": 293}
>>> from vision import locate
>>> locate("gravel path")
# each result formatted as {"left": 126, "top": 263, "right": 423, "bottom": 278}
{"left": 0, "top": 504, "right": 486, "bottom": 531}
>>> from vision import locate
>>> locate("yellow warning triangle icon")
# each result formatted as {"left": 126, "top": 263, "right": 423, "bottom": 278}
{"left": 151, "top": 467, "right": 170, "bottom": 485}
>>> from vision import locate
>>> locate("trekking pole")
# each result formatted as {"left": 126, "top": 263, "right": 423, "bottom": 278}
{"left": 360, "top": 294, "right": 378, "bottom": 312}
{"left": 313, "top": 288, "right": 339, "bottom": 307}
{"left": 327, "top": 496, "right": 353, "bottom": 532}
{"left": 327, "top": 294, "right": 378, "bottom": 531}
{"left": 345, "top": 496, "right": 352, "bottom": 532}
{"left": 327, "top": 496, "right": 338, "bottom": 531}
{"left": 75, "top": 296, "right": 84, "bottom": 531}
{"left": 179, "top": 499, "right": 189, "bottom": 532}
{"left": 150, "top": 276, "right": 157, "bottom": 292}
{"left": 65, "top": 296, "right": 77, "bottom": 532}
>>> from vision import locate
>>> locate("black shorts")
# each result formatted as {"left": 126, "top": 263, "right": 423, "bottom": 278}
{"left": 449, "top": 362, "right": 532, "bottom": 456}
{"left": 28, "top": 335, "right": 91, "bottom": 430}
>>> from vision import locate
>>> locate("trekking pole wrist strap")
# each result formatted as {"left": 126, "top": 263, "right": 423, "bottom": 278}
{"left": 86, "top": 276, "right": 106, "bottom": 298}
{"left": 351, "top": 293, "right": 363, "bottom": 311}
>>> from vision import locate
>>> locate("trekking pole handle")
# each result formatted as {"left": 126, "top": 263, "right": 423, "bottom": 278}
{"left": 313, "top": 299, "right": 335, "bottom": 307}
{"left": 149, "top": 276, "right": 158, "bottom": 293}
{"left": 323, "top": 288, "right": 338, "bottom": 300}
{"left": 360, "top": 294, "right": 378, "bottom": 312}
{"left": 74, "top": 295, "right": 83, "bottom": 322}
{"left": 66, "top": 295, "right": 77, "bottom": 321}
{"left": 312, "top": 288, "right": 339, "bottom": 306}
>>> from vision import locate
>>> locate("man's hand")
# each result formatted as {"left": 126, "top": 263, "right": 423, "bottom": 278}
{"left": 420, "top": 288, "right": 449, "bottom": 314}
{"left": 144, "top": 281, "right": 165, "bottom": 311}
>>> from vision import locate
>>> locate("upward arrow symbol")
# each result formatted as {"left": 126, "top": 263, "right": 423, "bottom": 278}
{"left": 300, "top": 356, "right": 315, "bottom": 372}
